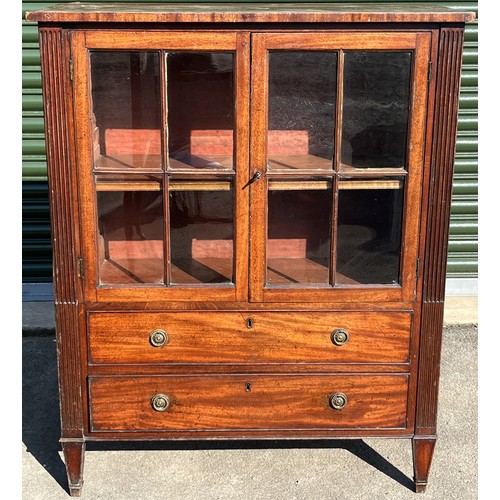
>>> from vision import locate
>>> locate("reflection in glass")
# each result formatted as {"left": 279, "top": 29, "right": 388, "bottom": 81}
{"left": 169, "top": 183, "right": 234, "bottom": 284}
{"left": 97, "top": 178, "right": 164, "bottom": 284}
{"left": 341, "top": 52, "right": 411, "bottom": 168}
{"left": 267, "top": 186, "right": 332, "bottom": 285}
{"left": 335, "top": 180, "right": 404, "bottom": 285}
{"left": 90, "top": 51, "right": 162, "bottom": 170}
{"left": 167, "top": 53, "right": 234, "bottom": 170}
{"left": 268, "top": 52, "right": 337, "bottom": 170}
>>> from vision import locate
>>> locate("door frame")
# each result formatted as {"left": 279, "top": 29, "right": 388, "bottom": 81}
{"left": 249, "top": 31, "right": 432, "bottom": 303}
{"left": 71, "top": 30, "right": 251, "bottom": 303}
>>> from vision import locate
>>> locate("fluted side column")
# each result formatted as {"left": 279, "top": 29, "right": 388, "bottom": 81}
{"left": 413, "top": 26, "right": 465, "bottom": 494}
{"left": 39, "top": 26, "right": 84, "bottom": 496}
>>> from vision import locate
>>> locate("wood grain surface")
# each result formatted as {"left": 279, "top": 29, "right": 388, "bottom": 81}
{"left": 88, "top": 311, "right": 412, "bottom": 365}
{"left": 39, "top": 27, "right": 85, "bottom": 437}
{"left": 89, "top": 373, "right": 409, "bottom": 431}
{"left": 417, "top": 27, "right": 465, "bottom": 435}
{"left": 26, "top": 3, "right": 475, "bottom": 24}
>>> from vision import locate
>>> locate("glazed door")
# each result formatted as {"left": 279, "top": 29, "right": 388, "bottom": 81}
{"left": 249, "top": 32, "right": 431, "bottom": 303}
{"left": 71, "top": 31, "right": 250, "bottom": 302}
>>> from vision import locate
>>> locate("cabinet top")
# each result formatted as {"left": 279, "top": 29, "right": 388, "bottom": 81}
{"left": 26, "top": 2, "right": 475, "bottom": 24}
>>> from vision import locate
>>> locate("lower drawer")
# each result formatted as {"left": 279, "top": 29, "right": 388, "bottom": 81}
{"left": 89, "top": 374, "right": 409, "bottom": 432}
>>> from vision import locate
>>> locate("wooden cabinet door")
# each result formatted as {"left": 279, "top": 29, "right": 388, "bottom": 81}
{"left": 249, "top": 32, "right": 431, "bottom": 304}
{"left": 71, "top": 31, "right": 250, "bottom": 303}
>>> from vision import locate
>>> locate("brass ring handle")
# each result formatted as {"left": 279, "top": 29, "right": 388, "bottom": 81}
{"left": 149, "top": 329, "right": 168, "bottom": 347}
{"left": 151, "top": 394, "right": 170, "bottom": 412}
{"left": 329, "top": 392, "right": 348, "bottom": 410}
{"left": 331, "top": 328, "right": 349, "bottom": 346}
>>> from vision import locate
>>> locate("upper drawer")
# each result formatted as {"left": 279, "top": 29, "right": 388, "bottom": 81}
{"left": 88, "top": 311, "right": 411, "bottom": 365}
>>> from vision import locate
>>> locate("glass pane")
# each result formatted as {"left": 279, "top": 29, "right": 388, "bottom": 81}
{"left": 90, "top": 52, "right": 162, "bottom": 170}
{"left": 169, "top": 181, "right": 234, "bottom": 284}
{"left": 268, "top": 52, "right": 337, "bottom": 171}
{"left": 341, "top": 52, "right": 411, "bottom": 169}
{"left": 167, "top": 53, "right": 234, "bottom": 170}
{"left": 335, "top": 179, "right": 404, "bottom": 285}
{"left": 267, "top": 184, "right": 332, "bottom": 286}
{"left": 96, "top": 175, "right": 164, "bottom": 284}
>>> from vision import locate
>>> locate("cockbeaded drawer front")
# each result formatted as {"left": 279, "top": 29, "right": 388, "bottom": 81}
{"left": 88, "top": 311, "right": 412, "bottom": 365}
{"left": 89, "top": 374, "right": 409, "bottom": 432}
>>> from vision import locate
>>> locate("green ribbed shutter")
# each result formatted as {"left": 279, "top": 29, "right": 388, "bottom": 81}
{"left": 452, "top": 5, "right": 478, "bottom": 279}
{"left": 22, "top": 0, "right": 478, "bottom": 284}
{"left": 23, "top": 1, "right": 50, "bottom": 283}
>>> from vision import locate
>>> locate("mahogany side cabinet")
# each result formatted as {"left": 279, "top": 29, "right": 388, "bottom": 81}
{"left": 26, "top": 3, "right": 475, "bottom": 496}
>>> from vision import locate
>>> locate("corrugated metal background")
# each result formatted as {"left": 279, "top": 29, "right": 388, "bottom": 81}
{"left": 22, "top": 0, "right": 478, "bottom": 283}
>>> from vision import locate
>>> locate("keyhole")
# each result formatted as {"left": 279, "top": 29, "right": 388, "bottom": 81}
{"left": 246, "top": 318, "right": 253, "bottom": 329}
{"left": 245, "top": 382, "right": 252, "bottom": 392}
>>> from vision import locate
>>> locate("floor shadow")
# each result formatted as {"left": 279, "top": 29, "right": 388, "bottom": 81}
{"left": 86, "top": 438, "right": 414, "bottom": 491}
{"left": 22, "top": 336, "right": 414, "bottom": 493}
{"left": 22, "top": 336, "right": 68, "bottom": 494}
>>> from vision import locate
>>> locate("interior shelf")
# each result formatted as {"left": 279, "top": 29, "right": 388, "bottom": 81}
{"left": 169, "top": 180, "right": 232, "bottom": 191}
{"left": 99, "top": 257, "right": 233, "bottom": 285}
{"left": 268, "top": 154, "right": 333, "bottom": 171}
{"left": 268, "top": 180, "right": 331, "bottom": 190}
{"left": 266, "top": 257, "right": 330, "bottom": 286}
{"left": 95, "top": 176, "right": 233, "bottom": 192}
{"left": 169, "top": 154, "right": 233, "bottom": 171}
{"left": 268, "top": 178, "right": 403, "bottom": 190}
{"left": 338, "top": 164, "right": 407, "bottom": 177}
{"left": 95, "top": 154, "right": 163, "bottom": 171}
{"left": 99, "top": 257, "right": 165, "bottom": 285}
{"left": 338, "top": 179, "right": 403, "bottom": 190}
{"left": 95, "top": 175, "right": 162, "bottom": 191}
{"left": 171, "top": 258, "right": 233, "bottom": 284}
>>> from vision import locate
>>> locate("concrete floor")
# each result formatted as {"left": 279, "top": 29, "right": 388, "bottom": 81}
{"left": 443, "top": 296, "right": 478, "bottom": 325}
{"left": 21, "top": 321, "right": 477, "bottom": 499}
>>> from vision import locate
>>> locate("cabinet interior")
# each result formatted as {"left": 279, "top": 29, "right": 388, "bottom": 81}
{"left": 90, "top": 48, "right": 411, "bottom": 289}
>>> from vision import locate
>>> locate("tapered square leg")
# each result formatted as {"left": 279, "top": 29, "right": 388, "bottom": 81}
{"left": 412, "top": 437, "right": 436, "bottom": 493}
{"left": 61, "top": 440, "right": 86, "bottom": 497}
